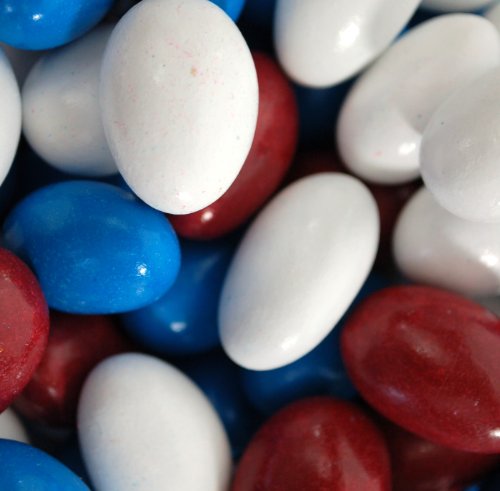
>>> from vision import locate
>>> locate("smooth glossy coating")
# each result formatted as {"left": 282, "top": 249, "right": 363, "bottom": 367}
{"left": 15, "top": 312, "right": 131, "bottom": 427}
{"left": 210, "top": 0, "right": 246, "bottom": 20}
{"left": 0, "top": 248, "right": 49, "bottom": 412}
{"left": 122, "top": 239, "right": 233, "bottom": 356}
{"left": 78, "top": 353, "right": 231, "bottom": 491}
{"left": 337, "top": 14, "right": 500, "bottom": 185}
{"left": 219, "top": 173, "right": 379, "bottom": 370}
{"left": 100, "top": 0, "right": 258, "bottom": 214}
{"left": 3, "top": 181, "right": 181, "bottom": 314}
{"left": 169, "top": 52, "right": 298, "bottom": 240}
{"left": 232, "top": 397, "right": 391, "bottom": 491}
{"left": 23, "top": 25, "right": 117, "bottom": 176}
{"left": 341, "top": 285, "right": 500, "bottom": 453}
{"left": 0, "top": 439, "right": 89, "bottom": 490}
{"left": 0, "top": 0, "right": 113, "bottom": 50}
{"left": 0, "top": 409, "right": 29, "bottom": 444}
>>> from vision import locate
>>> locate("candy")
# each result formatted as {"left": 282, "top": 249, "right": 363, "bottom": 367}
{"left": 421, "top": 67, "right": 500, "bottom": 223}
{"left": 0, "top": 409, "right": 29, "bottom": 444}
{"left": 78, "top": 353, "right": 231, "bottom": 491}
{"left": 22, "top": 25, "right": 117, "bottom": 177}
{"left": 100, "top": 0, "right": 258, "bottom": 214}
{"left": 274, "top": 0, "right": 420, "bottom": 88}
{"left": 0, "top": 0, "right": 114, "bottom": 50}
{"left": 337, "top": 14, "right": 500, "bottom": 185}
{"left": 0, "top": 439, "right": 89, "bottom": 490}
{"left": 3, "top": 181, "right": 180, "bottom": 314}
{"left": 0, "top": 248, "right": 49, "bottom": 412}
{"left": 341, "top": 285, "right": 500, "bottom": 453}
{"left": 169, "top": 51, "right": 298, "bottom": 240}
{"left": 219, "top": 172, "right": 379, "bottom": 370}
{"left": 232, "top": 397, "right": 391, "bottom": 490}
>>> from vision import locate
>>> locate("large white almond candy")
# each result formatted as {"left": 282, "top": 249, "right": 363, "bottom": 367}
{"left": 23, "top": 26, "right": 116, "bottom": 177}
{"left": 0, "top": 48, "right": 21, "bottom": 187}
{"left": 421, "top": 0, "right": 496, "bottom": 11}
{"left": 101, "top": 0, "right": 258, "bottom": 214}
{"left": 0, "top": 409, "right": 29, "bottom": 444}
{"left": 394, "top": 187, "right": 500, "bottom": 296}
{"left": 78, "top": 353, "right": 231, "bottom": 491}
{"left": 337, "top": 14, "right": 500, "bottom": 185}
{"left": 421, "top": 67, "right": 500, "bottom": 223}
{"left": 219, "top": 173, "right": 379, "bottom": 371}
{"left": 274, "top": 0, "right": 420, "bottom": 88}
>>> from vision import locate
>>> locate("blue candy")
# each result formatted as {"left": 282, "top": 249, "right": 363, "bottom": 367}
{"left": 121, "top": 239, "right": 234, "bottom": 355}
{"left": 0, "top": 439, "right": 89, "bottom": 490}
{"left": 3, "top": 181, "right": 180, "bottom": 314}
{"left": 209, "top": 0, "right": 246, "bottom": 21}
{"left": 0, "top": 0, "right": 114, "bottom": 50}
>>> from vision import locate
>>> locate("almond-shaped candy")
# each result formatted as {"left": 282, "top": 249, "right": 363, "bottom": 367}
{"left": 274, "top": 0, "right": 420, "bottom": 88}
{"left": 100, "top": 0, "right": 258, "bottom": 214}
{"left": 219, "top": 173, "right": 379, "bottom": 370}
{"left": 394, "top": 187, "right": 500, "bottom": 296}
{"left": 78, "top": 353, "right": 231, "bottom": 491}
{"left": 337, "top": 14, "right": 500, "bottom": 184}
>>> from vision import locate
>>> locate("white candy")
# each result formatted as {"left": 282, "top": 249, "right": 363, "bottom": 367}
{"left": 0, "top": 48, "right": 21, "bottom": 187}
{"left": 337, "top": 14, "right": 500, "bottom": 185}
{"left": 23, "top": 26, "right": 117, "bottom": 177}
{"left": 274, "top": 0, "right": 420, "bottom": 88}
{"left": 78, "top": 353, "right": 231, "bottom": 491}
{"left": 0, "top": 409, "right": 29, "bottom": 444}
{"left": 394, "top": 187, "right": 500, "bottom": 296}
{"left": 219, "top": 173, "right": 379, "bottom": 371}
{"left": 421, "top": 0, "right": 496, "bottom": 11}
{"left": 421, "top": 67, "right": 500, "bottom": 223}
{"left": 101, "top": 0, "right": 258, "bottom": 214}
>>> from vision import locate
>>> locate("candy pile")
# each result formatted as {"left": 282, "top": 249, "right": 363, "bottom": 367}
{"left": 0, "top": 0, "right": 500, "bottom": 490}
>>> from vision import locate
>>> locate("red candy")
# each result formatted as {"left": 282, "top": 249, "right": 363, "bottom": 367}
{"left": 0, "top": 248, "right": 49, "bottom": 411}
{"left": 341, "top": 285, "right": 500, "bottom": 453}
{"left": 232, "top": 397, "right": 391, "bottom": 491}
{"left": 14, "top": 311, "right": 131, "bottom": 427}
{"left": 169, "top": 51, "right": 298, "bottom": 240}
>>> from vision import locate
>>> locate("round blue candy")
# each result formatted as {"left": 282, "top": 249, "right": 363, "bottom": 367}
{"left": 121, "top": 239, "right": 234, "bottom": 355}
{"left": 209, "top": 0, "right": 246, "bottom": 21}
{"left": 0, "top": 439, "right": 89, "bottom": 490}
{"left": 2, "top": 181, "right": 180, "bottom": 314}
{"left": 0, "top": 0, "right": 114, "bottom": 50}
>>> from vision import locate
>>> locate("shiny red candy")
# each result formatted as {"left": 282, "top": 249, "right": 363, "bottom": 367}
{"left": 341, "top": 285, "right": 500, "bottom": 453}
{"left": 14, "top": 311, "right": 131, "bottom": 427}
{"left": 169, "top": 51, "right": 298, "bottom": 240}
{"left": 0, "top": 248, "right": 49, "bottom": 411}
{"left": 232, "top": 397, "right": 391, "bottom": 491}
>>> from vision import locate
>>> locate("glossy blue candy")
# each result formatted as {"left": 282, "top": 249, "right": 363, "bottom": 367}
{"left": 209, "top": 0, "right": 246, "bottom": 21}
{"left": 0, "top": 439, "right": 89, "bottom": 490}
{"left": 3, "top": 181, "right": 180, "bottom": 314}
{"left": 121, "top": 239, "right": 234, "bottom": 355}
{"left": 0, "top": 0, "right": 114, "bottom": 50}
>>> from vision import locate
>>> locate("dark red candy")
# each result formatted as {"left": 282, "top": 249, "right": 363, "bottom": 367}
{"left": 14, "top": 311, "right": 131, "bottom": 427}
{"left": 285, "top": 149, "right": 345, "bottom": 183}
{"left": 232, "top": 397, "right": 391, "bottom": 491}
{"left": 169, "top": 51, "right": 298, "bottom": 240}
{"left": 341, "top": 285, "right": 500, "bottom": 453}
{"left": 0, "top": 248, "right": 49, "bottom": 411}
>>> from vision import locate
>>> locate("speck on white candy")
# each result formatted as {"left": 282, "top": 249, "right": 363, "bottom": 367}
{"left": 394, "top": 187, "right": 500, "bottom": 296}
{"left": 421, "top": 67, "right": 500, "bottom": 223}
{"left": 78, "top": 353, "right": 231, "bottom": 491}
{"left": 219, "top": 173, "right": 379, "bottom": 371}
{"left": 0, "top": 408, "right": 29, "bottom": 444}
{"left": 274, "top": 0, "right": 420, "bottom": 88}
{"left": 0, "top": 48, "right": 21, "bottom": 188}
{"left": 421, "top": 0, "right": 496, "bottom": 11}
{"left": 100, "top": 0, "right": 258, "bottom": 215}
{"left": 23, "top": 26, "right": 117, "bottom": 177}
{"left": 337, "top": 14, "right": 500, "bottom": 185}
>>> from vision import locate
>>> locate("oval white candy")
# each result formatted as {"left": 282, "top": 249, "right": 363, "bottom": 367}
{"left": 421, "top": 0, "right": 495, "bottom": 11}
{"left": 101, "top": 0, "right": 258, "bottom": 214}
{"left": 219, "top": 173, "right": 379, "bottom": 371}
{"left": 337, "top": 14, "right": 500, "bottom": 185}
{"left": 0, "top": 48, "right": 21, "bottom": 187}
{"left": 421, "top": 67, "right": 500, "bottom": 223}
{"left": 394, "top": 187, "right": 500, "bottom": 296}
{"left": 274, "top": 0, "right": 420, "bottom": 88}
{"left": 0, "top": 409, "right": 29, "bottom": 444}
{"left": 78, "top": 353, "right": 231, "bottom": 491}
{"left": 23, "top": 26, "right": 117, "bottom": 177}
